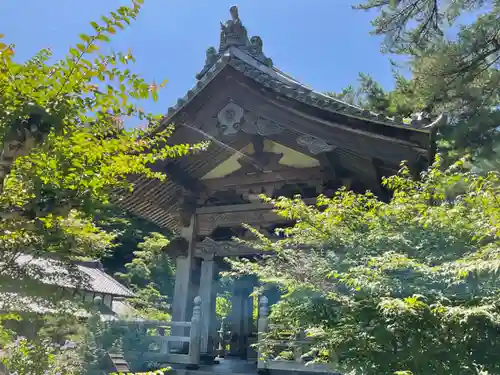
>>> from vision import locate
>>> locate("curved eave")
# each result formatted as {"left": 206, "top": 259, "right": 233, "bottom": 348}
{"left": 159, "top": 47, "right": 441, "bottom": 135}
{"left": 122, "top": 48, "right": 440, "bottom": 232}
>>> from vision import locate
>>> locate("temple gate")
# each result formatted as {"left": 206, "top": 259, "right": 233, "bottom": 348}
{"left": 120, "top": 5, "right": 439, "bottom": 372}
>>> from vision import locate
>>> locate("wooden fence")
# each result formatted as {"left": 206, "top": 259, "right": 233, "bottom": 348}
{"left": 257, "top": 296, "right": 335, "bottom": 373}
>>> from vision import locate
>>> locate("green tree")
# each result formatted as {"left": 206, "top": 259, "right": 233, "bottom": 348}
{"left": 96, "top": 205, "right": 170, "bottom": 274}
{"left": 233, "top": 157, "right": 500, "bottom": 374}
{"left": 0, "top": 337, "right": 72, "bottom": 375}
{"left": 116, "top": 232, "right": 174, "bottom": 320}
{"left": 0, "top": 0, "right": 206, "bottom": 308}
{"left": 353, "top": 0, "right": 500, "bottom": 161}
{"left": 327, "top": 71, "right": 425, "bottom": 118}
{"left": 215, "top": 291, "right": 232, "bottom": 320}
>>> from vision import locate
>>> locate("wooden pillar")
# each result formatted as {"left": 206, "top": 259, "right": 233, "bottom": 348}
{"left": 229, "top": 277, "right": 254, "bottom": 358}
{"left": 242, "top": 286, "right": 255, "bottom": 360}
{"left": 171, "top": 213, "right": 198, "bottom": 342}
{"left": 172, "top": 256, "right": 191, "bottom": 323}
{"left": 199, "top": 257, "right": 217, "bottom": 357}
{"left": 229, "top": 286, "right": 244, "bottom": 356}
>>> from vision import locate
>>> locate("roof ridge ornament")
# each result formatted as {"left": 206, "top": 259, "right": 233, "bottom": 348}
{"left": 219, "top": 5, "right": 248, "bottom": 51}
{"left": 196, "top": 6, "right": 273, "bottom": 80}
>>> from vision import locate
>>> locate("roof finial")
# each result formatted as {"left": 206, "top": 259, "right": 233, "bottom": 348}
{"left": 219, "top": 5, "right": 249, "bottom": 52}
{"left": 195, "top": 6, "right": 273, "bottom": 80}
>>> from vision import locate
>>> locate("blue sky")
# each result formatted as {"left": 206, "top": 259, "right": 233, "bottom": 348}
{"left": 0, "top": 0, "right": 397, "bottom": 125}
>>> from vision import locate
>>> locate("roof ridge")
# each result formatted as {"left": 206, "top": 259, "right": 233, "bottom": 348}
{"left": 271, "top": 66, "right": 369, "bottom": 112}
{"left": 167, "top": 6, "right": 445, "bottom": 132}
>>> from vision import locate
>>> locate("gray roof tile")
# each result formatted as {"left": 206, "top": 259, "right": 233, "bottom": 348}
{"left": 13, "top": 255, "right": 134, "bottom": 298}
{"left": 161, "top": 6, "right": 446, "bottom": 132}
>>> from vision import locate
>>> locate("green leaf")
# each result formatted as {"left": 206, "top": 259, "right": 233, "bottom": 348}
{"left": 69, "top": 47, "right": 80, "bottom": 57}
{"left": 96, "top": 34, "right": 110, "bottom": 42}
{"left": 80, "top": 33, "right": 91, "bottom": 43}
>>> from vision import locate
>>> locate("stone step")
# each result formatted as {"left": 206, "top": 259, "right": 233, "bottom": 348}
{"left": 168, "top": 358, "right": 258, "bottom": 375}
{"left": 174, "top": 370, "right": 256, "bottom": 375}
{"left": 107, "top": 352, "right": 131, "bottom": 373}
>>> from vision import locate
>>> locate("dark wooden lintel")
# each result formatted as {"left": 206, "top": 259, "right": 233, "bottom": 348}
{"left": 202, "top": 166, "right": 325, "bottom": 191}
{"left": 196, "top": 198, "right": 316, "bottom": 215}
{"left": 321, "top": 151, "right": 351, "bottom": 179}
{"left": 150, "top": 161, "right": 206, "bottom": 194}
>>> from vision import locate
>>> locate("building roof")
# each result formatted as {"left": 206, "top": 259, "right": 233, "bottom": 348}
{"left": 0, "top": 292, "right": 135, "bottom": 320}
{"left": 12, "top": 255, "right": 134, "bottom": 298}
{"left": 118, "top": 7, "right": 442, "bottom": 232}
{"left": 161, "top": 6, "right": 444, "bottom": 133}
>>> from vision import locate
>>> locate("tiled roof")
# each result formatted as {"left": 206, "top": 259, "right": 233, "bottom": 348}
{"left": 0, "top": 292, "right": 135, "bottom": 320}
{"left": 12, "top": 255, "right": 134, "bottom": 298}
{"left": 120, "top": 6, "right": 444, "bottom": 233}
{"left": 79, "top": 265, "right": 134, "bottom": 297}
{"left": 160, "top": 6, "right": 446, "bottom": 133}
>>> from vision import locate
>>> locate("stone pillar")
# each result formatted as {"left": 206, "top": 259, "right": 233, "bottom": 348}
{"left": 199, "top": 257, "right": 217, "bottom": 358}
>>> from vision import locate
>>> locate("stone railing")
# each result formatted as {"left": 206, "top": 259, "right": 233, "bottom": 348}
{"left": 257, "top": 296, "right": 336, "bottom": 373}
{"left": 121, "top": 296, "right": 202, "bottom": 369}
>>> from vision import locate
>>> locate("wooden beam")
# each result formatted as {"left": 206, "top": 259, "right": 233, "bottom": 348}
{"left": 195, "top": 198, "right": 316, "bottom": 215}
{"left": 319, "top": 151, "right": 351, "bottom": 179}
{"left": 229, "top": 78, "right": 428, "bottom": 162}
{"left": 149, "top": 160, "right": 207, "bottom": 193}
{"left": 202, "top": 167, "right": 325, "bottom": 192}
{"left": 195, "top": 238, "right": 264, "bottom": 258}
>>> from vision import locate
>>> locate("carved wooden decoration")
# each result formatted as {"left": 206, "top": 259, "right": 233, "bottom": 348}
{"left": 197, "top": 208, "right": 284, "bottom": 236}
{"left": 217, "top": 101, "right": 284, "bottom": 137}
{"left": 217, "top": 102, "right": 245, "bottom": 135}
{"left": 241, "top": 116, "right": 284, "bottom": 136}
{"left": 296, "top": 135, "right": 335, "bottom": 155}
{"left": 202, "top": 166, "right": 325, "bottom": 203}
{"left": 195, "top": 237, "right": 261, "bottom": 258}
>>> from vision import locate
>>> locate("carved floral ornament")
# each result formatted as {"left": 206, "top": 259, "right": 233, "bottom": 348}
{"left": 216, "top": 102, "right": 335, "bottom": 155}
{"left": 217, "top": 101, "right": 284, "bottom": 136}
{"left": 296, "top": 135, "right": 335, "bottom": 155}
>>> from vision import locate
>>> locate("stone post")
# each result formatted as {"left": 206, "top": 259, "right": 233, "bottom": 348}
{"left": 188, "top": 296, "right": 202, "bottom": 368}
{"left": 257, "top": 296, "right": 269, "bottom": 370}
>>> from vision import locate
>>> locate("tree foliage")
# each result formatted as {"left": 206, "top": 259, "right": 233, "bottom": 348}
{"left": 116, "top": 232, "right": 174, "bottom": 320}
{"left": 95, "top": 204, "right": 170, "bottom": 273}
{"left": 215, "top": 291, "right": 232, "bottom": 321}
{"left": 327, "top": 72, "right": 425, "bottom": 118}
{"left": 233, "top": 157, "right": 500, "bottom": 374}
{"left": 353, "top": 0, "right": 500, "bottom": 161}
{"left": 0, "top": 336, "right": 82, "bottom": 375}
{"left": 0, "top": 0, "right": 206, "bottom": 303}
